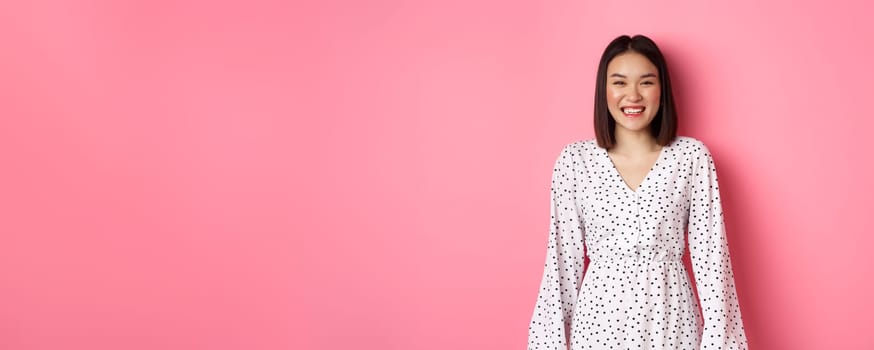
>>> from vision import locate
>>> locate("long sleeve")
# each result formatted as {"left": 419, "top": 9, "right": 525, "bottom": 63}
{"left": 687, "top": 143, "right": 749, "bottom": 350}
{"left": 527, "top": 143, "right": 586, "bottom": 350}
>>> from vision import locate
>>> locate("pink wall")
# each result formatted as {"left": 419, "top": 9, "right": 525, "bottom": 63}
{"left": 1, "top": 0, "right": 872, "bottom": 349}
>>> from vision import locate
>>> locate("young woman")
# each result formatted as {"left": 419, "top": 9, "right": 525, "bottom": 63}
{"left": 526, "top": 35, "right": 749, "bottom": 350}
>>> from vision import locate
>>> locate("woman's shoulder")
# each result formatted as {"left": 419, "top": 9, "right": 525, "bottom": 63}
{"left": 557, "top": 138, "right": 599, "bottom": 160}
{"left": 565, "top": 137, "right": 598, "bottom": 149}
{"left": 672, "top": 135, "right": 712, "bottom": 155}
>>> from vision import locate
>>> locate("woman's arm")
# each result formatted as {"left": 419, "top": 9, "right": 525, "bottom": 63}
{"left": 527, "top": 143, "right": 587, "bottom": 350}
{"left": 688, "top": 142, "right": 750, "bottom": 350}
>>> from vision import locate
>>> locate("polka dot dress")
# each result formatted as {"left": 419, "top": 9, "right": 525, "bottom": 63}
{"left": 527, "top": 136, "right": 749, "bottom": 350}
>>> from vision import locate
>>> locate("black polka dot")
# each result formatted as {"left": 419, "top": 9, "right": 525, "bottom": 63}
{"left": 527, "top": 136, "right": 749, "bottom": 350}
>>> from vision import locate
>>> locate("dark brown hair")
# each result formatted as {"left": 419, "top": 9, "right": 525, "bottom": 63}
{"left": 594, "top": 34, "right": 678, "bottom": 149}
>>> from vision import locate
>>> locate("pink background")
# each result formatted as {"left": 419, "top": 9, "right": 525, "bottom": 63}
{"left": 1, "top": 1, "right": 872, "bottom": 349}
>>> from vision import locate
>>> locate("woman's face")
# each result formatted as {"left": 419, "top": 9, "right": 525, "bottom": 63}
{"left": 605, "top": 52, "right": 661, "bottom": 134}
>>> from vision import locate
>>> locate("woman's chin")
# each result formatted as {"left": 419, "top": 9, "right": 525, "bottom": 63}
{"left": 615, "top": 119, "right": 653, "bottom": 132}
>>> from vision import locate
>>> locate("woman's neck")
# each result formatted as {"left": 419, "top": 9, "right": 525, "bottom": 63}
{"left": 611, "top": 128, "right": 660, "bottom": 156}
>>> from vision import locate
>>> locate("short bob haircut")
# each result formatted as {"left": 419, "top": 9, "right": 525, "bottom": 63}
{"left": 594, "top": 34, "right": 678, "bottom": 149}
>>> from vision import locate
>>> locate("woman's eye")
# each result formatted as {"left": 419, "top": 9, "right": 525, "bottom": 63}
{"left": 642, "top": 81, "right": 655, "bottom": 85}
{"left": 612, "top": 81, "right": 625, "bottom": 85}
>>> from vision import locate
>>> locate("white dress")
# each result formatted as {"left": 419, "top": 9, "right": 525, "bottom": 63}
{"left": 527, "top": 136, "right": 749, "bottom": 350}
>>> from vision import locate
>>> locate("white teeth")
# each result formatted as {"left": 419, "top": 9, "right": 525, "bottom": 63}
{"left": 622, "top": 107, "right": 643, "bottom": 113}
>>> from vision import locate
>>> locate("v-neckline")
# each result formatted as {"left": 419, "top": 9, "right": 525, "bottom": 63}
{"left": 601, "top": 141, "right": 670, "bottom": 194}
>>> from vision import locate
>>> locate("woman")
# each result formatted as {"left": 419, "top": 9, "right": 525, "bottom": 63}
{"left": 526, "top": 35, "right": 749, "bottom": 350}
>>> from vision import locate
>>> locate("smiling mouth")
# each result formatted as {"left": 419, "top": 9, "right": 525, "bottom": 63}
{"left": 621, "top": 107, "right": 645, "bottom": 116}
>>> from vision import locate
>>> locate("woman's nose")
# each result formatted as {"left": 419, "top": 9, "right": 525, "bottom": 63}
{"left": 627, "top": 87, "right": 642, "bottom": 101}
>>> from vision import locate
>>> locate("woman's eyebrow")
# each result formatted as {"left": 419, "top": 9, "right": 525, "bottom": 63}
{"left": 609, "top": 73, "right": 658, "bottom": 78}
